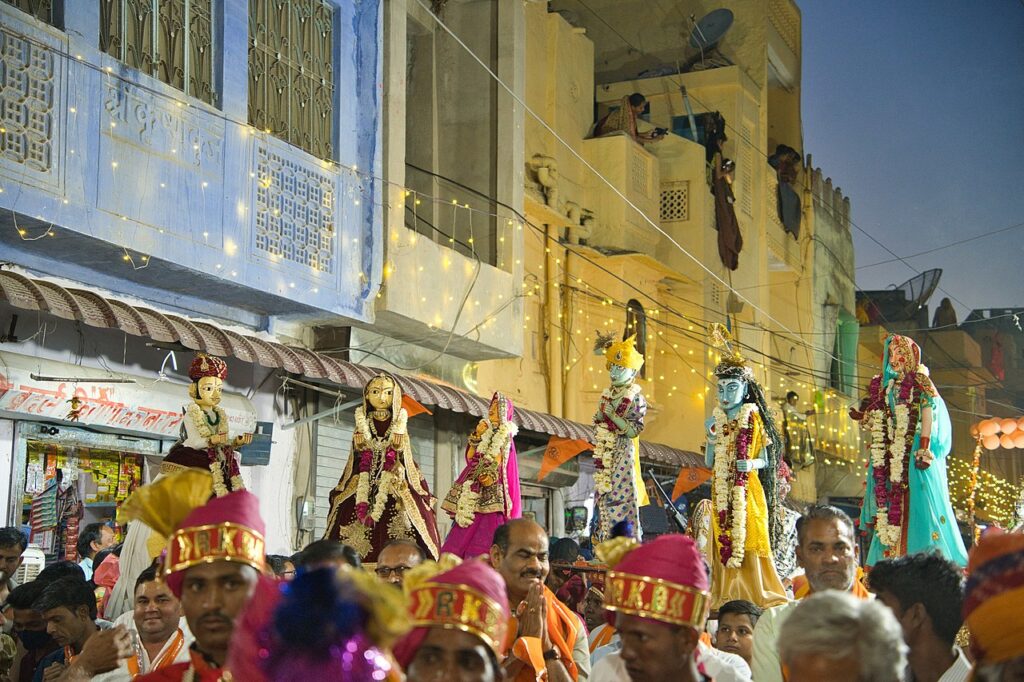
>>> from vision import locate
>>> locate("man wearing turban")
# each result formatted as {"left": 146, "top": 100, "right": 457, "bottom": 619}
{"left": 964, "top": 529, "right": 1024, "bottom": 680}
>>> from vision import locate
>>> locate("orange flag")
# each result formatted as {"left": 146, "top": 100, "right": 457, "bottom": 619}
{"left": 402, "top": 394, "right": 432, "bottom": 418}
{"left": 671, "top": 467, "right": 712, "bottom": 500}
{"left": 538, "top": 436, "right": 592, "bottom": 482}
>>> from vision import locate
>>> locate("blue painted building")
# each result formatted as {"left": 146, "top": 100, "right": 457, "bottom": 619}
{"left": 0, "top": 0, "right": 383, "bottom": 327}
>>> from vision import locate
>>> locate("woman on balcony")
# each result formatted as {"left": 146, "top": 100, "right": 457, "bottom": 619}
{"left": 593, "top": 93, "right": 666, "bottom": 144}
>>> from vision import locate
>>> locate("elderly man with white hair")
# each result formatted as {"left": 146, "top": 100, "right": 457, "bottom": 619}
{"left": 777, "top": 590, "right": 907, "bottom": 682}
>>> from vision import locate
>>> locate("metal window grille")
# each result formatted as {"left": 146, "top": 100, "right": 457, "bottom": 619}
{"left": 99, "top": 0, "right": 214, "bottom": 105}
{"left": 2, "top": 0, "right": 54, "bottom": 26}
{"left": 248, "top": 0, "right": 335, "bottom": 160}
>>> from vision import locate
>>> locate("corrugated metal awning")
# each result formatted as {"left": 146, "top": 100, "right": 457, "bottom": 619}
{"left": 0, "top": 271, "right": 704, "bottom": 469}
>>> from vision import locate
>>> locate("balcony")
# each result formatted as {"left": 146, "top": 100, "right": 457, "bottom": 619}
{"left": 581, "top": 134, "right": 659, "bottom": 255}
{"left": 0, "top": 3, "right": 382, "bottom": 326}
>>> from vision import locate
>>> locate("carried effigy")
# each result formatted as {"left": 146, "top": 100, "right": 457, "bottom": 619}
{"left": 440, "top": 391, "right": 522, "bottom": 559}
{"left": 701, "top": 324, "right": 788, "bottom": 609}
{"left": 591, "top": 334, "right": 648, "bottom": 543}
{"left": 322, "top": 372, "right": 440, "bottom": 563}
{"left": 851, "top": 334, "right": 967, "bottom": 567}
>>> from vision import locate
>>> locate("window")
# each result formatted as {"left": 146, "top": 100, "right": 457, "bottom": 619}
{"left": 404, "top": 1, "right": 499, "bottom": 266}
{"left": 829, "top": 310, "right": 859, "bottom": 394}
{"left": 100, "top": 0, "right": 214, "bottom": 104}
{"left": 625, "top": 299, "right": 647, "bottom": 379}
{"left": 248, "top": 0, "right": 335, "bottom": 160}
{"left": 3, "top": 0, "right": 56, "bottom": 26}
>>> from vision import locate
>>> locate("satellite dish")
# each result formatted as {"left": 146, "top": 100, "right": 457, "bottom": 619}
{"left": 894, "top": 268, "right": 942, "bottom": 317}
{"left": 689, "top": 9, "right": 734, "bottom": 51}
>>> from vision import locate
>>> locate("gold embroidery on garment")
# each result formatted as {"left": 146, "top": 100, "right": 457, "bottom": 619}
{"left": 339, "top": 521, "right": 373, "bottom": 559}
{"left": 387, "top": 509, "right": 413, "bottom": 540}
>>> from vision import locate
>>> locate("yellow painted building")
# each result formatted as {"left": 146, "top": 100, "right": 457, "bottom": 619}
{"left": 473, "top": 0, "right": 864, "bottom": 505}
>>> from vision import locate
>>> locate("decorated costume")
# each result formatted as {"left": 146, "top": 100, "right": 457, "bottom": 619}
{"left": 592, "top": 534, "right": 712, "bottom": 682}
{"left": 107, "top": 354, "right": 253, "bottom": 620}
{"left": 852, "top": 334, "right": 967, "bottom": 566}
{"left": 702, "top": 324, "right": 787, "bottom": 609}
{"left": 121, "top": 470, "right": 267, "bottom": 682}
{"left": 229, "top": 567, "right": 407, "bottom": 682}
{"left": 773, "top": 460, "right": 801, "bottom": 583}
{"left": 163, "top": 354, "right": 250, "bottom": 494}
{"left": 393, "top": 556, "right": 510, "bottom": 672}
{"left": 323, "top": 373, "right": 440, "bottom": 563}
{"left": 591, "top": 334, "right": 648, "bottom": 543}
{"left": 441, "top": 392, "right": 522, "bottom": 558}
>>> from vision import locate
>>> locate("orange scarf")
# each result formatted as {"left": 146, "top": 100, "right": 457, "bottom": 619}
{"left": 589, "top": 624, "right": 616, "bottom": 654}
{"left": 504, "top": 585, "right": 580, "bottom": 681}
{"left": 127, "top": 630, "right": 185, "bottom": 677}
{"left": 793, "top": 567, "right": 870, "bottom": 600}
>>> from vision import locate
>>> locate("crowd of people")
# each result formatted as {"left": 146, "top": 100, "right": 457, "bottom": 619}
{"left": 0, "top": 475, "right": 1019, "bottom": 682}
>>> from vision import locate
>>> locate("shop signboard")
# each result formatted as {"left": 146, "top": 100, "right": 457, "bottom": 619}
{"left": 0, "top": 352, "right": 257, "bottom": 439}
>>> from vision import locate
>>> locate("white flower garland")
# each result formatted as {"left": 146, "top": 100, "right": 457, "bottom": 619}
{"left": 187, "top": 403, "right": 241, "bottom": 496}
{"left": 868, "top": 379, "right": 914, "bottom": 551}
{"left": 353, "top": 404, "right": 409, "bottom": 522}
{"left": 712, "top": 404, "right": 756, "bottom": 569}
{"left": 593, "top": 384, "right": 640, "bottom": 494}
{"left": 454, "top": 419, "right": 518, "bottom": 527}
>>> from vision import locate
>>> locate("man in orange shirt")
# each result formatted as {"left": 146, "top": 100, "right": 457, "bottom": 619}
{"left": 489, "top": 519, "right": 590, "bottom": 681}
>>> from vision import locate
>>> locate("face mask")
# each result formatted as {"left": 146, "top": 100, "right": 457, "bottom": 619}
{"left": 19, "top": 630, "right": 54, "bottom": 650}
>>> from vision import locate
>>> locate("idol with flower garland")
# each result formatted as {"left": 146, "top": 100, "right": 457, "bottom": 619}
{"left": 163, "top": 353, "right": 253, "bottom": 496}
{"left": 851, "top": 334, "right": 967, "bottom": 567}
{"left": 323, "top": 373, "right": 440, "bottom": 563}
{"left": 591, "top": 333, "right": 648, "bottom": 543}
{"left": 106, "top": 354, "right": 252, "bottom": 620}
{"left": 440, "top": 392, "right": 522, "bottom": 558}
{"left": 703, "top": 324, "right": 788, "bottom": 609}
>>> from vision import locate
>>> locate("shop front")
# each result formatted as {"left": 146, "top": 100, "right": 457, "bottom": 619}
{"left": 0, "top": 351, "right": 256, "bottom": 562}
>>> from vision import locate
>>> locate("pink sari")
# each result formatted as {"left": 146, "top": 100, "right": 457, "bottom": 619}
{"left": 441, "top": 393, "right": 522, "bottom": 558}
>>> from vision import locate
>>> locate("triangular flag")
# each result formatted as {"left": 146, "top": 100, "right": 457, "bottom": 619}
{"left": 538, "top": 435, "right": 592, "bottom": 482}
{"left": 671, "top": 466, "right": 712, "bottom": 500}
{"left": 402, "top": 394, "right": 432, "bottom": 418}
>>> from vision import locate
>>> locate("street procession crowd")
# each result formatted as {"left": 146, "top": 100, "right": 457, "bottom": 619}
{"left": 0, "top": 332, "right": 1020, "bottom": 682}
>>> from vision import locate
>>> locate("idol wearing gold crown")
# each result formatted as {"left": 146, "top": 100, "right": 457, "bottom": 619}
{"left": 323, "top": 373, "right": 441, "bottom": 563}
{"left": 702, "top": 324, "right": 788, "bottom": 609}
{"left": 591, "top": 333, "right": 648, "bottom": 542}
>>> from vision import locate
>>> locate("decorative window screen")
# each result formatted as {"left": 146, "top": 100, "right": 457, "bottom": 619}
{"left": 248, "top": 0, "right": 335, "bottom": 161}
{"left": 660, "top": 181, "right": 689, "bottom": 222}
{"left": 100, "top": 0, "right": 214, "bottom": 105}
{"left": 3, "top": 0, "right": 55, "bottom": 26}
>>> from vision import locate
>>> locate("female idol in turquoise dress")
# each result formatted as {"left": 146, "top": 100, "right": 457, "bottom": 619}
{"left": 854, "top": 335, "right": 967, "bottom": 567}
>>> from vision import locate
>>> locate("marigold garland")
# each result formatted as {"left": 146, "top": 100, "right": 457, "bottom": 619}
{"left": 353, "top": 405, "right": 408, "bottom": 526}
{"left": 863, "top": 373, "right": 921, "bottom": 553}
{"left": 186, "top": 402, "right": 243, "bottom": 496}
{"left": 592, "top": 384, "right": 640, "bottom": 494}
{"left": 712, "top": 404, "right": 755, "bottom": 569}
{"left": 452, "top": 418, "right": 517, "bottom": 528}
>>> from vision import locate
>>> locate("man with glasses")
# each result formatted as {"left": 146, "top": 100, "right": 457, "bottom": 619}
{"left": 374, "top": 540, "right": 425, "bottom": 586}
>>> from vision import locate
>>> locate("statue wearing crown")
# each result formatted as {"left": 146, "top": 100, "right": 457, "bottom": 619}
{"left": 702, "top": 324, "right": 788, "bottom": 608}
{"left": 323, "top": 372, "right": 440, "bottom": 563}
{"left": 592, "top": 333, "right": 648, "bottom": 543}
{"left": 163, "top": 354, "right": 253, "bottom": 497}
